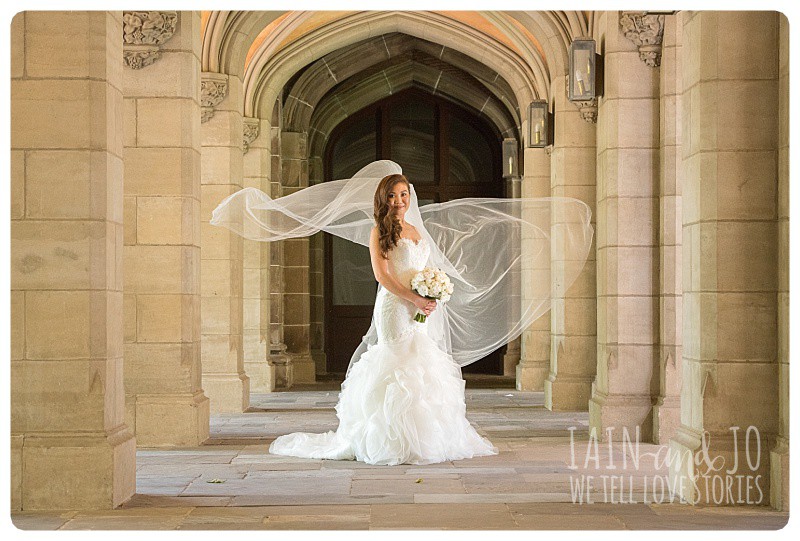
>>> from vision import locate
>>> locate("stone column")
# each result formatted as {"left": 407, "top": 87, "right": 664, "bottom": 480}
{"left": 242, "top": 117, "right": 276, "bottom": 392}
{"left": 503, "top": 176, "right": 522, "bottom": 375}
{"left": 653, "top": 13, "right": 683, "bottom": 444}
{"left": 309, "top": 152, "right": 327, "bottom": 374}
{"left": 771, "top": 12, "right": 790, "bottom": 512}
{"left": 269, "top": 108, "right": 292, "bottom": 387}
{"left": 309, "top": 229, "right": 327, "bottom": 375}
{"left": 11, "top": 11, "right": 135, "bottom": 510}
{"left": 281, "top": 131, "right": 316, "bottom": 383}
{"left": 242, "top": 117, "right": 274, "bottom": 391}
{"left": 517, "top": 148, "right": 551, "bottom": 390}
{"left": 546, "top": 75, "right": 598, "bottom": 411}
{"left": 670, "top": 11, "right": 780, "bottom": 505}
{"left": 122, "top": 11, "right": 210, "bottom": 446}
{"left": 590, "top": 12, "right": 659, "bottom": 437}
{"left": 201, "top": 72, "right": 250, "bottom": 412}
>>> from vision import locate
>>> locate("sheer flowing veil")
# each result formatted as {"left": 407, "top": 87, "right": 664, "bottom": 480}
{"left": 210, "top": 160, "right": 593, "bottom": 376}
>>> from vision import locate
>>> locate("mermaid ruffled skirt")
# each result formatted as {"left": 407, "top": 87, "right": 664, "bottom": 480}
{"left": 268, "top": 329, "right": 498, "bottom": 466}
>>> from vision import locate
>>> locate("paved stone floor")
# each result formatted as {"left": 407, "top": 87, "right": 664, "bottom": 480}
{"left": 11, "top": 377, "right": 790, "bottom": 530}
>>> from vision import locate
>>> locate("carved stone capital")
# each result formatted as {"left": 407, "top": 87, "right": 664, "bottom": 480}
{"left": 243, "top": 118, "right": 261, "bottom": 153}
{"left": 201, "top": 72, "right": 229, "bottom": 123}
{"left": 573, "top": 98, "right": 598, "bottom": 123}
{"left": 544, "top": 144, "right": 554, "bottom": 156}
{"left": 619, "top": 11, "right": 666, "bottom": 67}
{"left": 122, "top": 11, "right": 178, "bottom": 70}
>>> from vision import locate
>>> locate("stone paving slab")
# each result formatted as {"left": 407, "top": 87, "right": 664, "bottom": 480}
{"left": 414, "top": 493, "right": 575, "bottom": 504}
{"left": 230, "top": 494, "right": 416, "bottom": 506}
{"left": 512, "top": 513, "right": 628, "bottom": 529}
{"left": 122, "top": 495, "right": 233, "bottom": 508}
{"left": 351, "top": 477, "right": 466, "bottom": 495}
{"left": 54, "top": 507, "right": 195, "bottom": 530}
{"left": 10, "top": 511, "right": 78, "bottom": 530}
{"left": 369, "top": 502, "right": 518, "bottom": 529}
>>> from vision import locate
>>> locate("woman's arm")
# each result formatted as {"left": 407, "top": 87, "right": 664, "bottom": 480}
{"left": 369, "top": 227, "right": 417, "bottom": 302}
{"left": 369, "top": 227, "right": 436, "bottom": 313}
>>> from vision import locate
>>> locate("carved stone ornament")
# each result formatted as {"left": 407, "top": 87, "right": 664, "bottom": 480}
{"left": 575, "top": 98, "right": 598, "bottom": 123}
{"left": 619, "top": 11, "right": 666, "bottom": 68}
{"left": 243, "top": 118, "right": 261, "bottom": 153}
{"left": 544, "top": 144, "right": 554, "bottom": 156}
{"left": 122, "top": 11, "right": 178, "bottom": 70}
{"left": 201, "top": 72, "right": 229, "bottom": 123}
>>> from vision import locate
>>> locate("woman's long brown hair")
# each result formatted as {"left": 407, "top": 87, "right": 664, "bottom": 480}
{"left": 373, "top": 174, "right": 410, "bottom": 259}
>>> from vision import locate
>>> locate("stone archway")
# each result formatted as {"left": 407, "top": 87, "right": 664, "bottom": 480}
{"left": 237, "top": 11, "right": 546, "bottom": 389}
{"left": 243, "top": 11, "right": 544, "bottom": 120}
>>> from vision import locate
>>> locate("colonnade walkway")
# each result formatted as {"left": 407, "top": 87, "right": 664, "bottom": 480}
{"left": 11, "top": 379, "right": 789, "bottom": 530}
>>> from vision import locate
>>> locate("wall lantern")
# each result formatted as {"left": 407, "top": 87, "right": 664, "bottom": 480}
{"left": 502, "top": 138, "right": 518, "bottom": 178}
{"left": 568, "top": 37, "right": 603, "bottom": 102}
{"left": 527, "top": 100, "right": 554, "bottom": 148}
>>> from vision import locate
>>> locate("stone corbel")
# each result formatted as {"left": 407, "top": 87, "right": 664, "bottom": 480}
{"left": 123, "top": 11, "right": 178, "bottom": 70}
{"left": 243, "top": 117, "right": 260, "bottom": 153}
{"left": 619, "top": 11, "right": 666, "bottom": 68}
{"left": 201, "top": 72, "right": 229, "bottom": 123}
{"left": 544, "top": 144, "right": 554, "bottom": 156}
{"left": 575, "top": 99, "right": 598, "bottom": 123}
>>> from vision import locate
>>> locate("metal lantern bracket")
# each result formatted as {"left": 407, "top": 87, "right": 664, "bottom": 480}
{"left": 502, "top": 138, "right": 519, "bottom": 178}
{"left": 566, "top": 37, "right": 604, "bottom": 123}
{"left": 527, "top": 100, "right": 555, "bottom": 148}
{"left": 566, "top": 53, "right": 605, "bottom": 101}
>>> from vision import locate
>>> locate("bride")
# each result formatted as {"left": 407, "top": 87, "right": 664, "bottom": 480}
{"left": 210, "top": 159, "right": 593, "bottom": 466}
{"left": 269, "top": 173, "right": 499, "bottom": 465}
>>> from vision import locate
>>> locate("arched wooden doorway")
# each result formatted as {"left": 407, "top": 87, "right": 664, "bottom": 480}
{"left": 323, "top": 87, "right": 506, "bottom": 374}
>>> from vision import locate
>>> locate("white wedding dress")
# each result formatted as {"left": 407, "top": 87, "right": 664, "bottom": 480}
{"left": 268, "top": 236, "right": 499, "bottom": 465}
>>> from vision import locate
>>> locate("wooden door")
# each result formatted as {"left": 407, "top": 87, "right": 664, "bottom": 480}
{"left": 324, "top": 87, "right": 507, "bottom": 374}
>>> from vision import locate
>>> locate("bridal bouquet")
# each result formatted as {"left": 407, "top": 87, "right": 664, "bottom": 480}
{"left": 410, "top": 267, "right": 454, "bottom": 323}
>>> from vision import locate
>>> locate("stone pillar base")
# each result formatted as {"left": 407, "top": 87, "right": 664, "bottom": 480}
{"left": 18, "top": 426, "right": 136, "bottom": 510}
{"left": 652, "top": 395, "right": 681, "bottom": 444}
{"left": 290, "top": 354, "right": 316, "bottom": 384}
{"left": 671, "top": 426, "right": 773, "bottom": 506}
{"left": 770, "top": 437, "right": 789, "bottom": 510}
{"left": 588, "top": 389, "right": 653, "bottom": 441}
{"left": 545, "top": 374, "right": 593, "bottom": 411}
{"left": 271, "top": 353, "right": 293, "bottom": 389}
{"left": 203, "top": 373, "right": 250, "bottom": 413}
{"left": 669, "top": 425, "right": 703, "bottom": 504}
{"left": 11, "top": 434, "right": 23, "bottom": 511}
{"left": 245, "top": 359, "right": 276, "bottom": 393}
{"left": 133, "top": 391, "right": 210, "bottom": 447}
{"left": 516, "top": 361, "right": 549, "bottom": 391}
